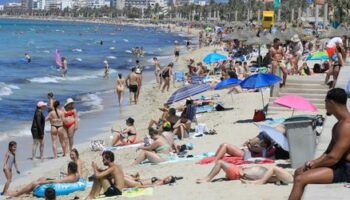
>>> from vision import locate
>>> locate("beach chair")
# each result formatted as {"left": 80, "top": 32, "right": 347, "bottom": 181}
{"left": 191, "top": 75, "right": 204, "bottom": 84}
{"left": 173, "top": 71, "right": 185, "bottom": 87}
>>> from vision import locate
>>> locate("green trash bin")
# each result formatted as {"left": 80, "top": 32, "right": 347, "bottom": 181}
{"left": 284, "top": 116, "right": 317, "bottom": 168}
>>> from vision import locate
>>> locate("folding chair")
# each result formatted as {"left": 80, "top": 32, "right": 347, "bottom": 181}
{"left": 173, "top": 71, "right": 185, "bottom": 88}
{"left": 191, "top": 75, "right": 204, "bottom": 84}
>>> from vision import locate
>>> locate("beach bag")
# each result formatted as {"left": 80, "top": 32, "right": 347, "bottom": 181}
{"left": 253, "top": 109, "right": 266, "bottom": 122}
{"left": 90, "top": 140, "right": 105, "bottom": 151}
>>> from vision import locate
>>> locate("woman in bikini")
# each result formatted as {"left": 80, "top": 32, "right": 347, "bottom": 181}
{"left": 115, "top": 73, "right": 125, "bottom": 106}
{"left": 161, "top": 62, "right": 173, "bottom": 93}
{"left": 131, "top": 127, "right": 172, "bottom": 165}
{"left": 46, "top": 100, "right": 68, "bottom": 158}
{"left": 196, "top": 161, "right": 293, "bottom": 184}
{"left": 69, "top": 148, "right": 85, "bottom": 179}
{"left": 111, "top": 117, "right": 138, "bottom": 146}
{"left": 63, "top": 98, "right": 78, "bottom": 151}
{"left": 124, "top": 173, "right": 182, "bottom": 188}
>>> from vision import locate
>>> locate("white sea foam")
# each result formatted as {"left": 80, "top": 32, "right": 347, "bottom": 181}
{"left": 125, "top": 50, "right": 132, "bottom": 54}
{"left": 123, "top": 39, "right": 129, "bottom": 42}
{"left": 107, "top": 56, "right": 116, "bottom": 60}
{"left": 72, "top": 48, "right": 83, "bottom": 52}
{"left": 79, "top": 93, "right": 104, "bottom": 114}
{"left": 29, "top": 74, "right": 99, "bottom": 83}
{"left": 0, "top": 82, "right": 20, "bottom": 99}
{"left": 109, "top": 47, "right": 115, "bottom": 50}
{"left": 75, "top": 58, "right": 83, "bottom": 62}
{"left": 0, "top": 128, "right": 32, "bottom": 142}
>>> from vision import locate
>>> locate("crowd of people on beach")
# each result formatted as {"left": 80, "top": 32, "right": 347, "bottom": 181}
{"left": 2, "top": 20, "right": 350, "bottom": 200}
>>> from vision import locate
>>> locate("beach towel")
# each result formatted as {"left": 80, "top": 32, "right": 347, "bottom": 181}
{"left": 159, "top": 152, "right": 215, "bottom": 165}
{"left": 94, "top": 188, "right": 153, "bottom": 199}
{"left": 104, "top": 143, "right": 144, "bottom": 151}
{"left": 196, "top": 156, "right": 274, "bottom": 165}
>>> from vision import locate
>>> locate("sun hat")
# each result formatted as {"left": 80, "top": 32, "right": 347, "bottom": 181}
{"left": 291, "top": 34, "right": 301, "bottom": 43}
{"left": 64, "top": 98, "right": 74, "bottom": 107}
{"left": 37, "top": 101, "right": 47, "bottom": 107}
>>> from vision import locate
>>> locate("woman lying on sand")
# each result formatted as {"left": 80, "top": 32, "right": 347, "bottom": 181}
{"left": 124, "top": 173, "right": 182, "bottom": 188}
{"left": 131, "top": 127, "right": 173, "bottom": 165}
{"left": 212, "top": 131, "right": 276, "bottom": 162}
{"left": 197, "top": 160, "right": 293, "bottom": 184}
{"left": 7, "top": 162, "right": 79, "bottom": 197}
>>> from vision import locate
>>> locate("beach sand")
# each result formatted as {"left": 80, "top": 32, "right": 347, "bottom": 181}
{"left": 0, "top": 23, "right": 323, "bottom": 200}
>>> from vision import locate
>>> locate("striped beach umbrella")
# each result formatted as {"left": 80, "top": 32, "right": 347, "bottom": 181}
{"left": 167, "top": 84, "right": 211, "bottom": 105}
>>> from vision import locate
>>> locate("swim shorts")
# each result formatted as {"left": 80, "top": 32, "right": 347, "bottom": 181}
{"left": 129, "top": 85, "right": 138, "bottom": 93}
{"left": 226, "top": 164, "right": 240, "bottom": 180}
{"left": 175, "top": 51, "right": 180, "bottom": 57}
{"left": 332, "top": 161, "right": 350, "bottom": 183}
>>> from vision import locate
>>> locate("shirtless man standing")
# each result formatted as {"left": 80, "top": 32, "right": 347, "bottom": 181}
{"left": 153, "top": 57, "right": 162, "bottom": 87}
{"left": 270, "top": 38, "right": 287, "bottom": 87}
{"left": 126, "top": 68, "right": 141, "bottom": 104}
{"left": 289, "top": 88, "right": 350, "bottom": 200}
{"left": 88, "top": 151, "right": 125, "bottom": 199}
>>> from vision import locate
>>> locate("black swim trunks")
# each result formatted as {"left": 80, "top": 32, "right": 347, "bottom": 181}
{"left": 104, "top": 186, "right": 122, "bottom": 197}
{"left": 332, "top": 161, "right": 350, "bottom": 183}
{"left": 175, "top": 51, "right": 180, "bottom": 57}
{"left": 129, "top": 84, "right": 138, "bottom": 93}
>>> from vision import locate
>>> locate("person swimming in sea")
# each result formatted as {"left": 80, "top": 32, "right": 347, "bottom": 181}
{"left": 61, "top": 57, "right": 68, "bottom": 77}
{"left": 103, "top": 60, "right": 110, "bottom": 79}
{"left": 24, "top": 53, "right": 31, "bottom": 63}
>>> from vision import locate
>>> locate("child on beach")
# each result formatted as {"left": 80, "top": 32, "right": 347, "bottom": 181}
{"left": 2, "top": 141, "right": 20, "bottom": 195}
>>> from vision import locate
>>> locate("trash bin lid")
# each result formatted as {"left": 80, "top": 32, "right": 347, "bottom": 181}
{"left": 284, "top": 115, "right": 316, "bottom": 123}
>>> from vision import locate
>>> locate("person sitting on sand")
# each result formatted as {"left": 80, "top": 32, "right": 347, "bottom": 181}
{"left": 212, "top": 130, "right": 278, "bottom": 162}
{"left": 111, "top": 117, "right": 138, "bottom": 146}
{"left": 149, "top": 108, "right": 179, "bottom": 132}
{"left": 173, "top": 114, "right": 191, "bottom": 140}
{"left": 196, "top": 161, "right": 293, "bottom": 184}
{"left": 69, "top": 148, "right": 85, "bottom": 179}
{"left": 124, "top": 173, "right": 182, "bottom": 188}
{"left": 131, "top": 128, "right": 173, "bottom": 165}
{"left": 87, "top": 151, "right": 124, "bottom": 199}
{"left": 7, "top": 162, "right": 79, "bottom": 197}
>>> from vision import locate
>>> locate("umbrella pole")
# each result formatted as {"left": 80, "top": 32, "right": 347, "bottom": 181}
{"left": 292, "top": 109, "right": 295, "bottom": 116}
{"left": 258, "top": 45, "right": 261, "bottom": 67}
{"left": 230, "top": 93, "right": 234, "bottom": 108}
{"left": 260, "top": 89, "right": 265, "bottom": 110}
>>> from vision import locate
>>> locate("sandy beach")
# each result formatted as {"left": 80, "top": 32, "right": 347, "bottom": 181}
{"left": 0, "top": 19, "right": 324, "bottom": 200}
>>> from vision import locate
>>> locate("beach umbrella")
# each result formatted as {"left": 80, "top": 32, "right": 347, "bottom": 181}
{"left": 240, "top": 73, "right": 282, "bottom": 108}
{"left": 215, "top": 78, "right": 241, "bottom": 107}
{"left": 203, "top": 53, "right": 227, "bottom": 64}
{"left": 306, "top": 51, "right": 329, "bottom": 61}
{"left": 167, "top": 84, "right": 211, "bottom": 105}
{"left": 273, "top": 94, "right": 318, "bottom": 115}
{"left": 214, "top": 78, "right": 241, "bottom": 90}
{"left": 255, "top": 124, "right": 289, "bottom": 151}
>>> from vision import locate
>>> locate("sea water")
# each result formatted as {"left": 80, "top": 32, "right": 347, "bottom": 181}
{"left": 0, "top": 19, "right": 191, "bottom": 183}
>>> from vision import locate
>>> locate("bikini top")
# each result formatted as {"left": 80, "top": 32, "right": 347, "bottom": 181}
{"left": 64, "top": 110, "right": 75, "bottom": 117}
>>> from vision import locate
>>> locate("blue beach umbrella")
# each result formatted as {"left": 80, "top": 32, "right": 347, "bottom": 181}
{"left": 214, "top": 78, "right": 241, "bottom": 90}
{"left": 167, "top": 84, "right": 211, "bottom": 105}
{"left": 215, "top": 78, "right": 241, "bottom": 107}
{"left": 240, "top": 73, "right": 282, "bottom": 108}
{"left": 203, "top": 53, "right": 227, "bottom": 64}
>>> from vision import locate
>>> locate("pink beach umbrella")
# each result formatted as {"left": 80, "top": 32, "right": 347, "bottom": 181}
{"left": 273, "top": 94, "right": 318, "bottom": 115}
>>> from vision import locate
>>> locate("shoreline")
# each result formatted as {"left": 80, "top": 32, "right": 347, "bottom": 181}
{"left": 0, "top": 17, "right": 197, "bottom": 186}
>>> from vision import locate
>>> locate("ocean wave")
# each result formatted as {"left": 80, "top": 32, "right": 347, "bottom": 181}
{"left": 72, "top": 48, "right": 83, "bottom": 52}
{"left": 0, "top": 126, "right": 32, "bottom": 142}
{"left": 78, "top": 93, "right": 104, "bottom": 114}
{"left": 107, "top": 56, "right": 116, "bottom": 60}
{"left": 109, "top": 47, "right": 115, "bottom": 50}
{"left": 125, "top": 50, "right": 132, "bottom": 54}
{"left": 123, "top": 39, "right": 129, "bottom": 42}
{"left": 75, "top": 58, "right": 83, "bottom": 62}
{"left": 0, "top": 82, "right": 20, "bottom": 99}
{"left": 29, "top": 74, "right": 99, "bottom": 83}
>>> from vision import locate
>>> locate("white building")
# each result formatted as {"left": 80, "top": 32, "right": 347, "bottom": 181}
{"left": 116, "top": 0, "right": 125, "bottom": 10}
{"left": 0, "top": 5, "right": 4, "bottom": 11}
{"left": 86, "top": 0, "right": 106, "bottom": 8}
{"left": 32, "top": 0, "right": 46, "bottom": 10}
{"left": 61, "top": 0, "right": 74, "bottom": 9}
{"left": 44, "top": 0, "right": 61, "bottom": 9}
{"left": 125, "top": 0, "right": 148, "bottom": 9}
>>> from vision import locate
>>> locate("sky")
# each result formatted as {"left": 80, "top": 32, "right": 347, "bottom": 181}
{"left": 0, "top": 0, "right": 20, "bottom": 4}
